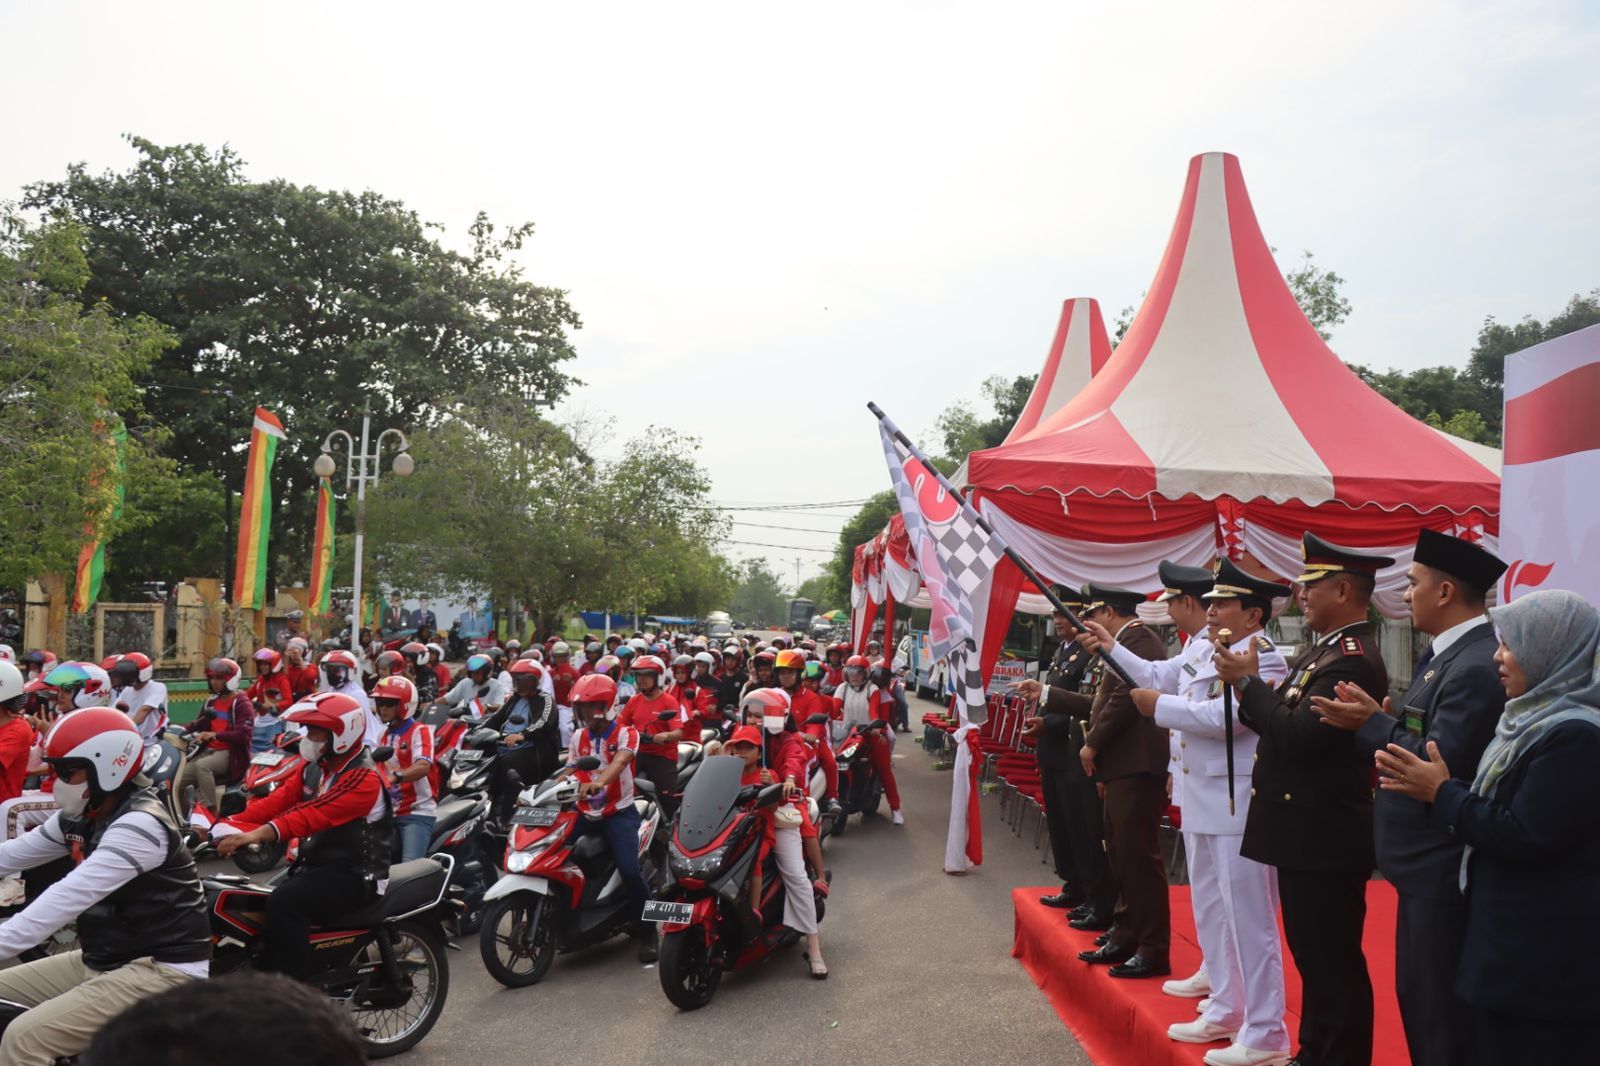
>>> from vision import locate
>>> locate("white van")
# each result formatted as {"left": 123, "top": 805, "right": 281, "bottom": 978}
{"left": 705, "top": 611, "right": 734, "bottom": 640}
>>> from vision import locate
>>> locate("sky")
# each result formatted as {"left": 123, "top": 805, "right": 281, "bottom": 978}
{"left": 4, "top": 1, "right": 1598, "bottom": 587}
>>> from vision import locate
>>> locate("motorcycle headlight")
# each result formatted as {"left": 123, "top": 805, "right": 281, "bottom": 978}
{"left": 505, "top": 833, "right": 559, "bottom": 873}
{"left": 668, "top": 840, "right": 729, "bottom": 878}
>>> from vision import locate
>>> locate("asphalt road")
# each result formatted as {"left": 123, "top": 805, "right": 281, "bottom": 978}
{"left": 386, "top": 701, "right": 1089, "bottom": 1066}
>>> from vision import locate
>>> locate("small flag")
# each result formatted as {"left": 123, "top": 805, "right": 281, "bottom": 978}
{"left": 307, "top": 478, "right": 336, "bottom": 615}
{"left": 233, "top": 407, "right": 286, "bottom": 609}
{"left": 72, "top": 423, "right": 127, "bottom": 613}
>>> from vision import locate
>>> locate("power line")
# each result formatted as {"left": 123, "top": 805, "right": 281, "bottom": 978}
{"left": 730, "top": 519, "right": 845, "bottom": 535}
{"left": 723, "top": 539, "right": 836, "bottom": 554}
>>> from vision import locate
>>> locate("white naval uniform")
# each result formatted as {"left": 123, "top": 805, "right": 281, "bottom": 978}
{"left": 1112, "top": 630, "right": 1292, "bottom": 1053}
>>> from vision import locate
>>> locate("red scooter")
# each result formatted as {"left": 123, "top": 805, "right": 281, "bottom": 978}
{"left": 652, "top": 754, "right": 828, "bottom": 1010}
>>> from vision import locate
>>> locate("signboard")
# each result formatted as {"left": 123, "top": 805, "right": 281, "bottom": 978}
{"left": 1499, "top": 324, "right": 1600, "bottom": 604}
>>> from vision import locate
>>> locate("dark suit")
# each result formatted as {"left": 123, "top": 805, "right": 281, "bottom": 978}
{"left": 1047, "top": 621, "right": 1169, "bottom": 961}
{"left": 1432, "top": 721, "right": 1600, "bottom": 1063}
{"left": 1353, "top": 621, "right": 1502, "bottom": 1066}
{"left": 1037, "top": 640, "right": 1092, "bottom": 894}
{"left": 1238, "top": 620, "right": 1387, "bottom": 1066}
{"left": 1040, "top": 652, "right": 1117, "bottom": 917}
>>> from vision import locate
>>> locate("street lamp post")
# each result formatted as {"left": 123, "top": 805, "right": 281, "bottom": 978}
{"left": 314, "top": 398, "right": 414, "bottom": 661}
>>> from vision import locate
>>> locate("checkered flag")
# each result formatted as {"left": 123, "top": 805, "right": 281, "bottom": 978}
{"left": 875, "top": 406, "right": 1008, "bottom": 724}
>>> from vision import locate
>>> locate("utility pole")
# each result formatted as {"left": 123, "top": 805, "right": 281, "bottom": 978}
{"left": 794, "top": 557, "right": 801, "bottom": 593}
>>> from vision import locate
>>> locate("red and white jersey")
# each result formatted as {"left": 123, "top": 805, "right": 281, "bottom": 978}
{"left": 385, "top": 719, "right": 436, "bottom": 818}
{"left": 568, "top": 721, "right": 639, "bottom": 820}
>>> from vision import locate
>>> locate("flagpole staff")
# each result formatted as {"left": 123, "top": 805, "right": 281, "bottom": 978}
{"left": 1218, "top": 627, "right": 1236, "bottom": 816}
{"left": 866, "top": 401, "right": 1136, "bottom": 689}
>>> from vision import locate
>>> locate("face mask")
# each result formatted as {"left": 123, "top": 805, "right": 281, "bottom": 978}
{"left": 763, "top": 714, "right": 786, "bottom": 735}
{"left": 299, "top": 737, "right": 326, "bottom": 762}
{"left": 53, "top": 778, "right": 91, "bottom": 817}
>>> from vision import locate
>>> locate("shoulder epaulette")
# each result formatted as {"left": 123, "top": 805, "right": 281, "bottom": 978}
{"left": 1340, "top": 634, "right": 1364, "bottom": 657}
{"left": 1254, "top": 636, "right": 1273, "bottom": 652}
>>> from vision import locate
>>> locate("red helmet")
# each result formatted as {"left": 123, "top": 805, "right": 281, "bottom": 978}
{"left": 375, "top": 650, "right": 406, "bottom": 676}
{"left": 371, "top": 674, "right": 419, "bottom": 718}
{"left": 741, "top": 688, "right": 792, "bottom": 717}
{"left": 43, "top": 706, "right": 143, "bottom": 793}
{"left": 283, "top": 692, "right": 368, "bottom": 756}
{"left": 99, "top": 654, "right": 122, "bottom": 673}
{"left": 752, "top": 648, "right": 777, "bottom": 664}
{"left": 252, "top": 647, "right": 282, "bottom": 672}
{"left": 111, "top": 652, "right": 153, "bottom": 685}
{"left": 508, "top": 659, "right": 544, "bottom": 682}
{"left": 400, "top": 641, "right": 428, "bottom": 661}
{"left": 774, "top": 649, "right": 806, "bottom": 671}
{"left": 632, "top": 655, "right": 666, "bottom": 676}
{"left": 205, "top": 657, "right": 243, "bottom": 693}
{"left": 845, "top": 654, "right": 870, "bottom": 670}
{"left": 570, "top": 673, "right": 618, "bottom": 707}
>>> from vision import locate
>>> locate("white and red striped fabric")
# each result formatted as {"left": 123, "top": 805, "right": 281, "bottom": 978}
{"left": 966, "top": 152, "right": 1502, "bottom": 619}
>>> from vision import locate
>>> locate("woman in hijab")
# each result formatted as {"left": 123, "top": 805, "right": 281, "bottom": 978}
{"left": 1376, "top": 588, "right": 1600, "bottom": 1062}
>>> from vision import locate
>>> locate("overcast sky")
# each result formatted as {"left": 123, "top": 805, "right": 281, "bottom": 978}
{"left": 4, "top": 1, "right": 1597, "bottom": 586}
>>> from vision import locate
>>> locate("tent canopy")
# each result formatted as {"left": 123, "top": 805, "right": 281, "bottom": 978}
{"left": 969, "top": 152, "right": 1499, "bottom": 516}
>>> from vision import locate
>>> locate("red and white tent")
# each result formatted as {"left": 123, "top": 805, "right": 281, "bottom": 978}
{"left": 967, "top": 151, "right": 1501, "bottom": 619}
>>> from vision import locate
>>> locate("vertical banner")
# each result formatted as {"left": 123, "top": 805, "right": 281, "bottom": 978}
{"left": 72, "top": 423, "right": 128, "bottom": 613}
{"left": 308, "top": 478, "right": 336, "bottom": 615}
{"left": 233, "top": 406, "right": 287, "bottom": 609}
{"left": 1499, "top": 324, "right": 1600, "bottom": 604}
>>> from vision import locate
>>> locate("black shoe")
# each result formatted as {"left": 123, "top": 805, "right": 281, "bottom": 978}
{"left": 636, "top": 930, "right": 658, "bottom": 964}
{"left": 1077, "top": 942, "right": 1135, "bottom": 965}
{"left": 825, "top": 799, "right": 842, "bottom": 816}
{"left": 1107, "top": 954, "right": 1171, "bottom": 979}
{"left": 1039, "top": 890, "right": 1085, "bottom": 909}
{"left": 1069, "top": 909, "right": 1112, "bottom": 931}
{"left": 1067, "top": 902, "right": 1093, "bottom": 921}
{"left": 1094, "top": 931, "right": 1111, "bottom": 947}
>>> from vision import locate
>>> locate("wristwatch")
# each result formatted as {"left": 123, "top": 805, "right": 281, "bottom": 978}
{"left": 1236, "top": 674, "right": 1261, "bottom": 695}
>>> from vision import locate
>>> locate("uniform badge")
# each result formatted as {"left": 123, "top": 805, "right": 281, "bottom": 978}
{"left": 1422, "top": 669, "right": 1435, "bottom": 683}
{"left": 1341, "top": 635, "right": 1363, "bottom": 657}
{"left": 1182, "top": 662, "right": 1198, "bottom": 677}
{"left": 1254, "top": 635, "right": 1273, "bottom": 652}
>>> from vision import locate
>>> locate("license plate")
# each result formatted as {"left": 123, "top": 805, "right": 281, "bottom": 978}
{"left": 511, "top": 806, "right": 559, "bottom": 827}
{"left": 641, "top": 900, "right": 694, "bottom": 924}
{"left": 250, "top": 751, "right": 285, "bottom": 765}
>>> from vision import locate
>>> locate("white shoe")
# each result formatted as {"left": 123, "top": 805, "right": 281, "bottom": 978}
{"left": 1167, "top": 1019, "right": 1238, "bottom": 1044}
{"left": 1162, "top": 969, "right": 1212, "bottom": 997}
{"left": 1196, "top": 997, "right": 1213, "bottom": 1014}
{"left": 1202, "top": 1042, "right": 1292, "bottom": 1066}
{"left": 892, "top": 809, "right": 904, "bottom": 825}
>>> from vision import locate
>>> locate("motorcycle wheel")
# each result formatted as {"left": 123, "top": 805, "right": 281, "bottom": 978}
{"left": 349, "top": 919, "right": 449, "bottom": 1059}
{"left": 867, "top": 786, "right": 883, "bottom": 816}
{"left": 450, "top": 847, "right": 498, "bottom": 937}
{"left": 658, "top": 929, "right": 721, "bottom": 1011}
{"left": 479, "top": 894, "right": 556, "bottom": 987}
{"left": 232, "top": 839, "right": 286, "bottom": 875}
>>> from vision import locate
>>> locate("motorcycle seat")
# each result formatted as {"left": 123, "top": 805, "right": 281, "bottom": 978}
{"left": 675, "top": 743, "right": 701, "bottom": 772}
{"left": 314, "top": 859, "right": 447, "bottom": 928}
{"left": 635, "top": 777, "right": 658, "bottom": 799}
{"left": 432, "top": 797, "right": 480, "bottom": 838}
{"left": 571, "top": 834, "right": 609, "bottom": 872}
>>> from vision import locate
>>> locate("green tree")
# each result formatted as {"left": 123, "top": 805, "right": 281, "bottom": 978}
{"left": 1113, "top": 248, "right": 1351, "bottom": 344}
{"left": 0, "top": 213, "right": 178, "bottom": 590}
{"left": 794, "top": 574, "right": 836, "bottom": 613}
{"left": 934, "top": 373, "right": 1037, "bottom": 460}
{"left": 728, "top": 559, "right": 787, "bottom": 627}
{"left": 823, "top": 489, "right": 899, "bottom": 608}
{"left": 23, "top": 137, "right": 581, "bottom": 597}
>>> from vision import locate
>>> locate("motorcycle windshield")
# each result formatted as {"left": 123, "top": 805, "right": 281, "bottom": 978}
{"left": 675, "top": 754, "right": 747, "bottom": 851}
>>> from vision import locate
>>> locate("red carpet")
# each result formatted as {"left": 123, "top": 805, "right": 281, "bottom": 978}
{"left": 1011, "top": 882, "right": 1405, "bottom": 1066}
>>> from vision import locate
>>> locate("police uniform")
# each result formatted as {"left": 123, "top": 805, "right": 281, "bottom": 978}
{"left": 1120, "top": 559, "right": 1295, "bottom": 1058}
{"left": 1350, "top": 530, "right": 1507, "bottom": 1066}
{"left": 1045, "top": 583, "right": 1170, "bottom": 976}
{"left": 1236, "top": 534, "right": 1390, "bottom": 1066}
{"left": 1036, "top": 588, "right": 1096, "bottom": 909}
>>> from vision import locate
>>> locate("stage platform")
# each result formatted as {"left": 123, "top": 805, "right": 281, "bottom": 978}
{"left": 1011, "top": 882, "right": 1406, "bottom": 1066}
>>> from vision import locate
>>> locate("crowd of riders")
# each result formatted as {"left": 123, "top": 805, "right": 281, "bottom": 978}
{"left": 0, "top": 625, "right": 911, "bottom": 1059}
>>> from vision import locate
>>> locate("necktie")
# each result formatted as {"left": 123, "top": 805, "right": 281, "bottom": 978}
{"left": 1413, "top": 644, "right": 1435, "bottom": 680}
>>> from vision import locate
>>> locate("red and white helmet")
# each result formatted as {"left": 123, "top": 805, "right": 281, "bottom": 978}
{"left": 633, "top": 655, "right": 667, "bottom": 676}
{"left": 570, "top": 672, "right": 618, "bottom": 708}
{"left": 252, "top": 647, "right": 282, "bottom": 672}
{"left": 321, "top": 649, "right": 359, "bottom": 672}
{"left": 205, "top": 657, "right": 243, "bottom": 693}
{"left": 508, "top": 658, "right": 544, "bottom": 682}
{"left": 111, "top": 652, "right": 153, "bottom": 685}
{"left": 283, "top": 692, "right": 368, "bottom": 756}
{"left": 371, "top": 674, "right": 419, "bottom": 718}
{"left": 741, "top": 687, "right": 792, "bottom": 717}
{"left": 0, "top": 661, "right": 24, "bottom": 707}
{"left": 0, "top": 645, "right": 13, "bottom": 664}
{"left": 43, "top": 706, "right": 144, "bottom": 793}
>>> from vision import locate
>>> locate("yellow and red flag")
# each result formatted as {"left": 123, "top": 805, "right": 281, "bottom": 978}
{"left": 307, "top": 478, "right": 336, "bottom": 614}
{"left": 72, "top": 424, "right": 127, "bottom": 613}
{"left": 233, "top": 406, "right": 287, "bottom": 609}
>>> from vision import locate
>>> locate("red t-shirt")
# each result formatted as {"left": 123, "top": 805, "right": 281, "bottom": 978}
{"left": 0, "top": 718, "right": 35, "bottom": 802}
{"left": 549, "top": 662, "right": 580, "bottom": 706}
{"left": 621, "top": 690, "right": 686, "bottom": 759}
{"left": 247, "top": 673, "right": 294, "bottom": 711}
{"left": 285, "top": 664, "right": 319, "bottom": 702}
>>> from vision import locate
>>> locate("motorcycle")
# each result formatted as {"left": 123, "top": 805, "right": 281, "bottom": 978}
{"left": 651, "top": 754, "right": 827, "bottom": 1010}
{"left": 827, "top": 719, "right": 890, "bottom": 836}
{"left": 225, "top": 727, "right": 310, "bottom": 874}
{"left": 476, "top": 756, "right": 665, "bottom": 987}
{"left": 200, "top": 847, "right": 457, "bottom": 1058}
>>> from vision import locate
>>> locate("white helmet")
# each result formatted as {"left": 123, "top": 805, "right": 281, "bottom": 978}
{"left": 692, "top": 651, "right": 715, "bottom": 668}
{"left": 628, "top": 637, "right": 648, "bottom": 652}
{"left": 0, "top": 645, "right": 13, "bottom": 664}
{"left": 283, "top": 692, "right": 368, "bottom": 756}
{"left": 43, "top": 707, "right": 144, "bottom": 793}
{"left": 0, "top": 661, "right": 24, "bottom": 707}
{"left": 551, "top": 641, "right": 570, "bottom": 657}
{"left": 425, "top": 642, "right": 445, "bottom": 661}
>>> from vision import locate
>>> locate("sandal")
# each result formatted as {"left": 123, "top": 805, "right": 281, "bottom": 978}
{"left": 804, "top": 952, "right": 829, "bottom": 980}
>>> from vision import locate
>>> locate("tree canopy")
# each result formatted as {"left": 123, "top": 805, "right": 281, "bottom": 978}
{"left": 728, "top": 559, "right": 788, "bottom": 628}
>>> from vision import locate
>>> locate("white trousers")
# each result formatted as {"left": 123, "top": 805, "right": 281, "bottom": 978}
{"left": 1186, "top": 830, "right": 1289, "bottom": 1052}
{"left": 771, "top": 826, "right": 817, "bottom": 934}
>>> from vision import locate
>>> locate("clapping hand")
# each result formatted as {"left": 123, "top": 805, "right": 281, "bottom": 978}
{"left": 1312, "top": 682, "right": 1388, "bottom": 731}
{"left": 1375, "top": 741, "right": 1451, "bottom": 802}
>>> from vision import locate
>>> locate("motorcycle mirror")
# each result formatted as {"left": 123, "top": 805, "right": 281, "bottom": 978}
{"left": 573, "top": 755, "right": 602, "bottom": 771}
{"left": 804, "top": 713, "right": 829, "bottom": 726}
{"left": 755, "top": 783, "right": 786, "bottom": 808}
{"left": 447, "top": 706, "right": 470, "bottom": 719}
{"left": 371, "top": 746, "right": 394, "bottom": 763}
{"left": 505, "top": 770, "right": 523, "bottom": 790}
{"left": 656, "top": 710, "right": 677, "bottom": 721}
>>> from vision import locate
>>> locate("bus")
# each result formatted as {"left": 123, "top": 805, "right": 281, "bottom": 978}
{"left": 786, "top": 598, "right": 816, "bottom": 633}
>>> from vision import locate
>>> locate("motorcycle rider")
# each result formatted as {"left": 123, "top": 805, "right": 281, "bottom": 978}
{"left": 314, "top": 648, "right": 373, "bottom": 743}
{"left": 621, "top": 655, "right": 686, "bottom": 818}
{"left": 109, "top": 652, "right": 168, "bottom": 743}
{"left": 247, "top": 648, "right": 293, "bottom": 753}
{"left": 442, "top": 653, "right": 506, "bottom": 720}
{"left": 282, "top": 639, "right": 319, "bottom": 702}
{"left": 743, "top": 648, "right": 777, "bottom": 699}
{"left": 547, "top": 642, "right": 580, "bottom": 708}
{"left": 484, "top": 659, "right": 559, "bottom": 824}
{"left": 838, "top": 656, "right": 905, "bottom": 825}
{"left": 424, "top": 643, "right": 452, "bottom": 695}
{"left": 372, "top": 676, "right": 435, "bottom": 863}
{"left": 578, "top": 642, "right": 603, "bottom": 677}
{"left": 822, "top": 643, "right": 849, "bottom": 694}
{"left": 399, "top": 641, "right": 438, "bottom": 704}
{"left": 177, "top": 658, "right": 256, "bottom": 817}
{"left": 566, "top": 673, "right": 656, "bottom": 964}
{"left": 0, "top": 708, "right": 211, "bottom": 1065}
{"left": 772, "top": 650, "right": 842, "bottom": 816}
{"left": 215, "top": 692, "right": 392, "bottom": 978}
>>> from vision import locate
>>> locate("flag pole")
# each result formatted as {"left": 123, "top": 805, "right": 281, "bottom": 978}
{"left": 866, "top": 401, "right": 1136, "bottom": 689}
